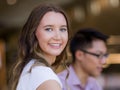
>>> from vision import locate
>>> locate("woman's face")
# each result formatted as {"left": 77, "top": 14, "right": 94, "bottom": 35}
{"left": 35, "top": 11, "right": 68, "bottom": 63}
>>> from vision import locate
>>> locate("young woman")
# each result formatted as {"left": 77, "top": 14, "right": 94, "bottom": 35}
{"left": 9, "top": 3, "right": 69, "bottom": 90}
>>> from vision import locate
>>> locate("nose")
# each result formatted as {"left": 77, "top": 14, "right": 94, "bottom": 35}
{"left": 100, "top": 57, "right": 107, "bottom": 64}
{"left": 54, "top": 30, "right": 61, "bottom": 40}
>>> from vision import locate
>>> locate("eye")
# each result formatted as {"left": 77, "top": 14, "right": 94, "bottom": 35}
{"left": 60, "top": 28, "right": 67, "bottom": 32}
{"left": 97, "top": 53, "right": 109, "bottom": 59}
{"left": 45, "top": 28, "right": 53, "bottom": 32}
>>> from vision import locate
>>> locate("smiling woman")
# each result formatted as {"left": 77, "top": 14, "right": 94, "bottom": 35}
{"left": 8, "top": 3, "right": 70, "bottom": 90}
{"left": 35, "top": 12, "right": 68, "bottom": 65}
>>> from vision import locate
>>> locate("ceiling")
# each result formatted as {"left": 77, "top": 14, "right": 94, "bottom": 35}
{"left": 0, "top": 0, "right": 74, "bottom": 30}
{"left": 0, "top": 0, "right": 120, "bottom": 35}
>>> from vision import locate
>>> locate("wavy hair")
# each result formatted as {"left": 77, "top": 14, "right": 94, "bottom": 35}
{"left": 9, "top": 3, "right": 70, "bottom": 90}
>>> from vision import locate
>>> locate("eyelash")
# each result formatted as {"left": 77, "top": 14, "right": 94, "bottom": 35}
{"left": 45, "top": 28, "right": 52, "bottom": 31}
{"left": 60, "top": 28, "right": 67, "bottom": 32}
{"left": 45, "top": 28, "right": 67, "bottom": 32}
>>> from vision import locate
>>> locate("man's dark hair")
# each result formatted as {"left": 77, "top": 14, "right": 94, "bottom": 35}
{"left": 70, "top": 28, "right": 109, "bottom": 61}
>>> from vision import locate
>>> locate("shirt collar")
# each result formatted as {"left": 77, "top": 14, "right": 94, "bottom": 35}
{"left": 67, "top": 65, "right": 95, "bottom": 89}
{"left": 67, "top": 65, "right": 81, "bottom": 85}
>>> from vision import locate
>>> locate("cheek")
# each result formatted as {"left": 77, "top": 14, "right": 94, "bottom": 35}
{"left": 35, "top": 34, "right": 41, "bottom": 45}
{"left": 86, "top": 55, "right": 98, "bottom": 64}
{"left": 87, "top": 59, "right": 100, "bottom": 75}
{"left": 83, "top": 60, "right": 97, "bottom": 74}
{"left": 62, "top": 33, "right": 68, "bottom": 44}
{"left": 84, "top": 56, "right": 98, "bottom": 70}
{"left": 35, "top": 31, "right": 46, "bottom": 48}
{"left": 90, "top": 60, "right": 98, "bottom": 70}
{"left": 36, "top": 29, "right": 41, "bottom": 40}
{"left": 37, "top": 35, "right": 49, "bottom": 48}
{"left": 36, "top": 29, "right": 48, "bottom": 42}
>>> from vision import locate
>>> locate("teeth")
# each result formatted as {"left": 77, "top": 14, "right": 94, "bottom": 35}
{"left": 50, "top": 43, "right": 61, "bottom": 46}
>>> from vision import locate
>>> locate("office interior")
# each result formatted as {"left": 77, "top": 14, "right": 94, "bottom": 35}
{"left": 0, "top": 0, "right": 120, "bottom": 90}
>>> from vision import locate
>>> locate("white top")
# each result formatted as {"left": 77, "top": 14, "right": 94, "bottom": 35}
{"left": 16, "top": 59, "right": 62, "bottom": 90}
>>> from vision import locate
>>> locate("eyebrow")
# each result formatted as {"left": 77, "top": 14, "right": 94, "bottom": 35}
{"left": 43, "top": 25, "right": 67, "bottom": 28}
{"left": 61, "top": 25, "right": 67, "bottom": 27}
{"left": 96, "top": 50, "right": 107, "bottom": 54}
{"left": 43, "top": 25, "right": 53, "bottom": 28}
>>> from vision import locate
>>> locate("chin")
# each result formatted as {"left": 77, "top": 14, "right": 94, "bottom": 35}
{"left": 90, "top": 73, "right": 100, "bottom": 77}
{"left": 51, "top": 52, "right": 61, "bottom": 56}
{"left": 94, "top": 73, "right": 101, "bottom": 77}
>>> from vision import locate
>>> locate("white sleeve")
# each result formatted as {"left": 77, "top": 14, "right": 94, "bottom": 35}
{"left": 29, "top": 66, "right": 62, "bottom": 90}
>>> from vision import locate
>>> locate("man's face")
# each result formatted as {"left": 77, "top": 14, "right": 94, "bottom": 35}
{"left": 80, "top": 40, "right": 108, "bottom": 77}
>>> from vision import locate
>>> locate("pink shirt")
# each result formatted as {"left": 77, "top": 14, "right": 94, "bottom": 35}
{"left": 58, "top": 65, "right": 103, "bottom": 90}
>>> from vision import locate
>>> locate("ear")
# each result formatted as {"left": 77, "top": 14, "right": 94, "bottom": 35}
{"left": 75, "top": 50, "right": 84, "bottom": 61}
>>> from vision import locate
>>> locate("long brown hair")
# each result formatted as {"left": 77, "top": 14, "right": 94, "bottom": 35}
{"left": 9, "top": 3, "right": 70, "bottom": 90}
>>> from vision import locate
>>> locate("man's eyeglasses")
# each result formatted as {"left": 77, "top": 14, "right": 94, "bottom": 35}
{"left": 79, "top": 49, "right": 109, "bottom": 59}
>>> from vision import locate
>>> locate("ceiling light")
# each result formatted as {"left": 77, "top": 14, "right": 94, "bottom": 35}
{"left": 6, "top": 0, "right": 17, "bottom": 5}
{"left": 109, "top": 0, "right": 119, "bottom": 8}
{"left": 74, "top": 7, "right": 85, "bottom": 22}
{"left": 90, "top": 1, "right": 101, "bottom": 15}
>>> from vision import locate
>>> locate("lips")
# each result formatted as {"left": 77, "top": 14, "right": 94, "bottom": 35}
{"left": 50, "top": 43, "right": 61, "bottom": 46}
{"left": 49, "top": 43, "right": 62, "bottom": 49}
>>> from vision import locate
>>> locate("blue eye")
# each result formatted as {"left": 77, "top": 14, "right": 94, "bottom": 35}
{"left": 45, "top": 28, "right": 53, "bottom": 32}
{"left": 60, "top": 28, "right": 67, "bottom": 32}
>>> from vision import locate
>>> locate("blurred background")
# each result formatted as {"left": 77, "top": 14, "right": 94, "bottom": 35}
{"left": 0, "top": 0, "right": 120, "bottom": 90}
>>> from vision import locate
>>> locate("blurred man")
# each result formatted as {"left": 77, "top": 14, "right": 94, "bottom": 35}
{"left": 58, "top": 28, "right": 109, "bottom": 90}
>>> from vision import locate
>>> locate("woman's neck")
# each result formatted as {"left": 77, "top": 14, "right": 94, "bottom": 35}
{"left": 43, "top": 54, "right": 56, "bottom": 65}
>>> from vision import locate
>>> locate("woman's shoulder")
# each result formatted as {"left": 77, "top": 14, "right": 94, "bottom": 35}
{"left": 30, "top": 64, "right": 62, "bottom": 89}
{"left": 31, "top": 65, "right": 55, "bottom": 77}
{"left": 18, "top": 59, "right": 62, "bottom": 90}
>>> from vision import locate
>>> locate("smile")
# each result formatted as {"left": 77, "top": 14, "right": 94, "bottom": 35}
{"left": 49, "top": 43, "right": 62, "bottom": 48}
